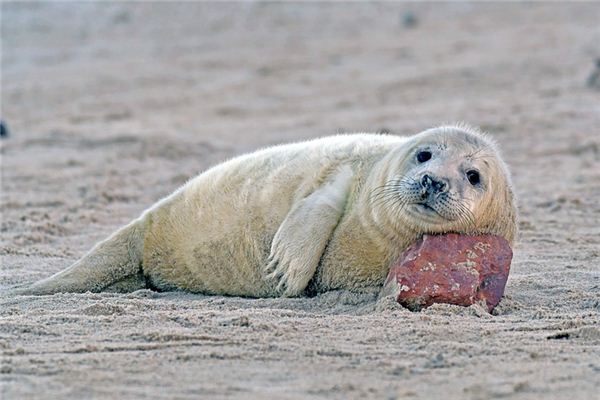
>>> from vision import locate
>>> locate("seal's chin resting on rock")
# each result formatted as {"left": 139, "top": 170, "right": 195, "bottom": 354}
{"left": 10, "top": 124, "right": 517, "bottom": 300}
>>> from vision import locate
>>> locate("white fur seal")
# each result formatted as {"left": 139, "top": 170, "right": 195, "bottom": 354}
{"left": 12, "top": 125, "right": 517, "bottom": 297}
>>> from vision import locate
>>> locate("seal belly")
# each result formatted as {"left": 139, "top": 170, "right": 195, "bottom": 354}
{"left": 140, "top": 154, "right": 298, "bottom": 297}
{"left": 141, "top": 187, "right": 278, "bottom": 296}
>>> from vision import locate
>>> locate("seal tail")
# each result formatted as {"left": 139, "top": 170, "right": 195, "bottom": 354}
{"left": 9, "top": 218, "right": 147, "bottom": 295}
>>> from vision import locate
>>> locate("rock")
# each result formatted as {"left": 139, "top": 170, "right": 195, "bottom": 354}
{"left": 586, "top": 58, "right": 600, "bottom": 89}
{"left": 401, "top": 11, "right": 418, "bottom": 28}
{"left": 382, "top": 234, "right": 513, "bottom": 312}
{"left": 0, "top": 120, "right": 8, "bottom": 138}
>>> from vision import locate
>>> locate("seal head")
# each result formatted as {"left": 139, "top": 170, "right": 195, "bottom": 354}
{"left": 369, "top": 125, "right": 517, "bottom": 245}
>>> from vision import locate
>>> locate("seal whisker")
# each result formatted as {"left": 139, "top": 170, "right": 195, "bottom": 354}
{"left": 370, "top": 187, "right": 403, "bottom": 207}
{"left": 453, "top": 201, "right": 476, "bottom": 228}
{"left": 369, "top": 177, "right": 418, "bottom": 207}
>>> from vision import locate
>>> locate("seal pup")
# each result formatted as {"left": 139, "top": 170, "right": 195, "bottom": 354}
{"left": 11, "top": 125, "right": 517, "bottom": 297}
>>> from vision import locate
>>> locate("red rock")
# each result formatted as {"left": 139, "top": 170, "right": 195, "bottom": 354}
{"left": 382, "top": 234, "right": 513, "bottom": 312}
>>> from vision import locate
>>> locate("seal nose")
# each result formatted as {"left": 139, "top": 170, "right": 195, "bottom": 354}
{"left": 421, "top": 174, "right": 447, "bottom": 194}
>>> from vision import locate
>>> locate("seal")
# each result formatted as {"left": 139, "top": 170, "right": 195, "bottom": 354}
{"left": 12, "top": 124, "right": 517, "bottom": 297}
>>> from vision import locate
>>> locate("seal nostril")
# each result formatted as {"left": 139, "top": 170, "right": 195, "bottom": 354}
{"left": 422, "top": 175, "right": 447, "bottom": 194}
{"left": 421, "top": 174, "right": 431, "bottom": 188}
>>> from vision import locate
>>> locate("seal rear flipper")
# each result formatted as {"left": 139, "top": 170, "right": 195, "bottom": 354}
{"left": 10, "top": 218, "right": 147, "bottom": 295}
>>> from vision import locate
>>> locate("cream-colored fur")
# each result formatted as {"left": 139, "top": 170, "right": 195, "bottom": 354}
{"left": 11, "top": 125, "right": 517, "bottom": 297}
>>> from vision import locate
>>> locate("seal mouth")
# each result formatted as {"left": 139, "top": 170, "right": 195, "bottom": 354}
{"left": 418, "top": 203, "right": 436, "bottom": 212}
{"left": 417, "top": 202, "right": 441, "bottom": 215}
{"left": 413, "top": 202, "right": 448, "bottom": 221}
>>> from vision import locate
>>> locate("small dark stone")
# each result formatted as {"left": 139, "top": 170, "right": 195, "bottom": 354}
{"left": 586, "top": 58, "right": 600, "bottom": 89}
{"left": 0, "top": 120, "right": 8, "bottom": 138}
{"left": 401, "top": 11, "right": 418, "bottom": 29}
{"left": 547, "top": 332, "right": 570, "bottom": 340}
{"left": 112, "top": 10, "right": 131, "bottom": 25}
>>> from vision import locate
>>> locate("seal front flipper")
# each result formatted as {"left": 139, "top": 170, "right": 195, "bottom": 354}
{"left": 265, "top": 166, "right": 353, "bottom": 297}
{"left": 10, "top": 218, "right": 147, "bottom": 295}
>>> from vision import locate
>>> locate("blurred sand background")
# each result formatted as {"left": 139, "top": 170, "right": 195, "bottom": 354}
{"left": 1, "top": 2, "right": 599, "bottom": 399}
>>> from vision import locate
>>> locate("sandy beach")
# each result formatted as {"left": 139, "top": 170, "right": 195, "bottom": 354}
{"left": 1, "top": 2, "right": 599, "bottom": 399}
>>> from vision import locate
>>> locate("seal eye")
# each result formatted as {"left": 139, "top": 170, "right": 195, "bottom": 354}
{"left": 416, "top": 151, "right": 432, "bottom": 163}
{"left": 467, "top": 170, "right": 480, "bottom": 186}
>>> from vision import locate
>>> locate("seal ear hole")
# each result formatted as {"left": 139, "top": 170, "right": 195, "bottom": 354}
{"left": 416, "top": 150, "right": 432, "bottom": 163}
{"left": 467, "top": 170, "right": 480, "bottom": 186}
